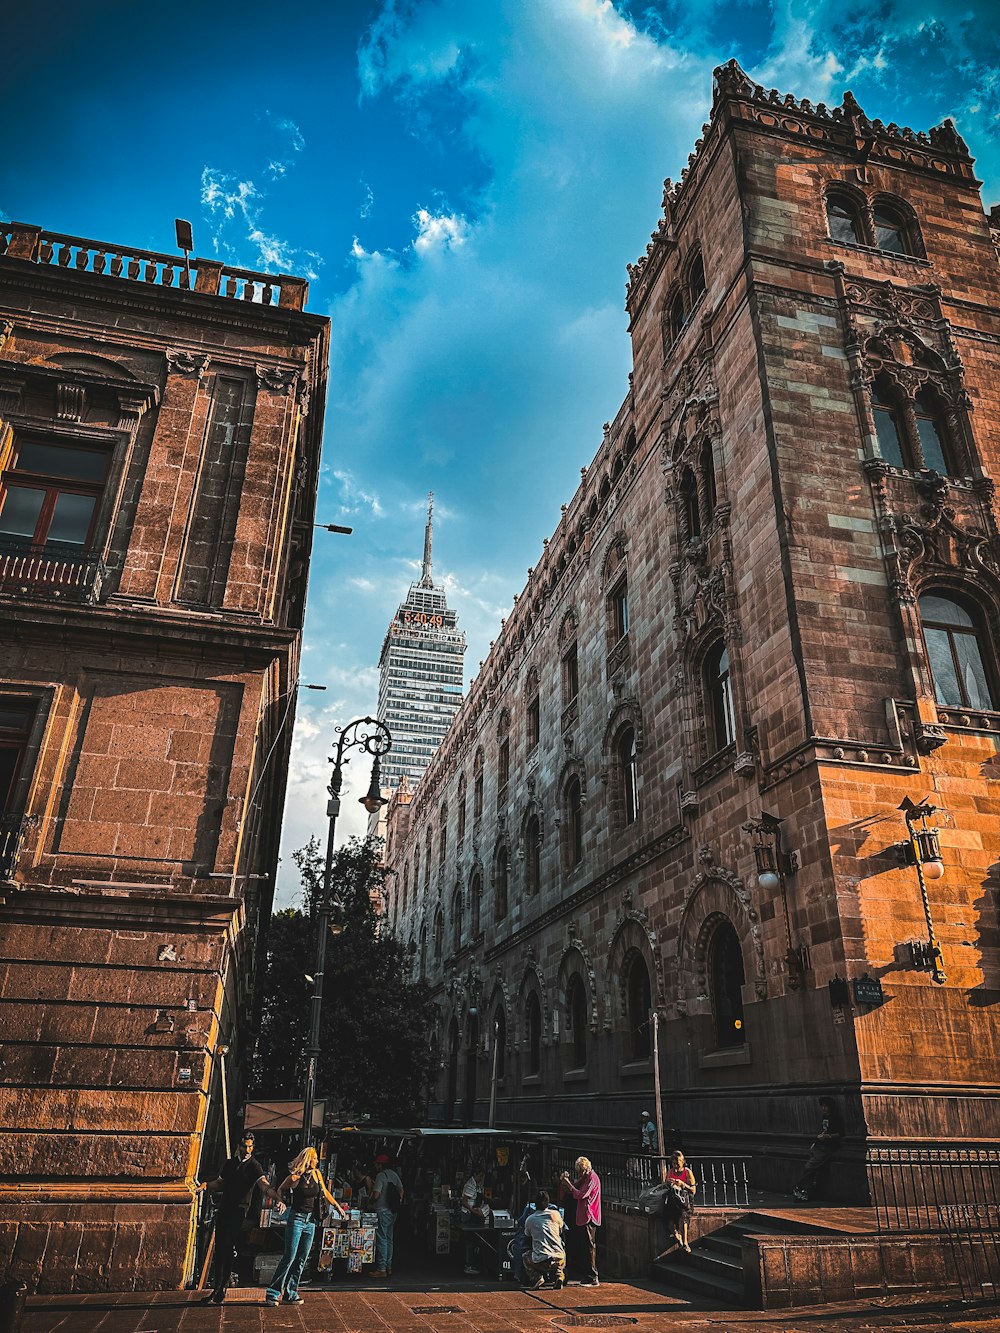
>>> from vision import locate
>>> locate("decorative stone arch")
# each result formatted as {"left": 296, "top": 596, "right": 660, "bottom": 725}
{"left": 676, "top": 850, "right": 766, "bottom": 1010}
{"left": 600, "top": 531, "right": 629, "bottom": 589}
{"left": 558, "top": 608, "right": 578, "bottom": 650}
{"left": 556, "top": 935, "right": 599, "bottom": 1038}
{"left": 602, "top": 698, "right": 646, "bottom": 759}
{"left": 604, "top": 897, "right": 665, "bottom": 1033}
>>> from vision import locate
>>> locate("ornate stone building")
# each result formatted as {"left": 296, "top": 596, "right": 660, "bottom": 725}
{"left": 386, "top": 63, "right": 1000, "bottom": 1197}
{"left": 0, "top": 224, "right": 328, "bottom": 1288}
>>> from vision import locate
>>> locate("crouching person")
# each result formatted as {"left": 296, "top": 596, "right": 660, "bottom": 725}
{"left": 521, "top": 1190, "right": 566, "bottom": 1290}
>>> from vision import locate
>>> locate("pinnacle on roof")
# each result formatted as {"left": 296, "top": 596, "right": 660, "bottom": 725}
{"left": 419, "top": 491, "right": 435, "bottom": 588}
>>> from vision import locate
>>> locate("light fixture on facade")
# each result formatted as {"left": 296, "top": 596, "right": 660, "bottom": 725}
{"left": 896, "top": 796, "right": 947, "bottom": 984}
{"left": 743, "top": 812, "right": 808, "bottom": 986}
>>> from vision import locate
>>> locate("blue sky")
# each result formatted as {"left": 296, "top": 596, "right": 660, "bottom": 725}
{"left": 4, "top": 0, "right": 999, "bottom": 903}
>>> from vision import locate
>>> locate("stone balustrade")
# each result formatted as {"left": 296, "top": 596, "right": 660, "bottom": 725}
{"left": 0, "top": 222, "right": 308, "bottom": 310}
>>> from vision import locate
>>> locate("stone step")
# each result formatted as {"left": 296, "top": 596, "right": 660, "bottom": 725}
{"left": 651, "top": 1252, "right": 745, "bottom": 1305}
{"left": 699, "top": 1231, "right": 743, "bottom": 1261}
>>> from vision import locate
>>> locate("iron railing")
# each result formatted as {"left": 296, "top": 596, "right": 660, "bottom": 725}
{"left": 555, "top": 1147, "right": 750, "bottom": 1209}
{"left": 0, "top": 539, "right": 107, "bottom": 603}
{"left": 868, "top": 1143, "right": 1000, "bottom": 1301}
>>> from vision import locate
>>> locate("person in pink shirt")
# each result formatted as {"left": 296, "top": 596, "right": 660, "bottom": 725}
{"left": 560, "top": 1156, "right": 601, "bottom": 1286}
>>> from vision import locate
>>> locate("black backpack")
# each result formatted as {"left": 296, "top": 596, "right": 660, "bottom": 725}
{"left": 384, "top": 1177, "right": 402, "bottom": 1213}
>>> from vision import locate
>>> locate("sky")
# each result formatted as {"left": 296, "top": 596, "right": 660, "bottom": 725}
{"left": 4, "top": 0, "right": 999, "bottom": 906}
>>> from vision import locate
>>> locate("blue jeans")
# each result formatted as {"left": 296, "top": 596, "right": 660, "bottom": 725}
{"left": 375, "top": 1207, "right": 396, "bottom": 1272}
{"left": 266, "top": 1210, "right": 315, "bottom": 1302}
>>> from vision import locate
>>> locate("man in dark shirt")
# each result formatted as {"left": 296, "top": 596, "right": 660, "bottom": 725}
{"left": 198, "top": 1132, "right": 278, "bottom": 1304}
{"left": 794, "top": 1097, "right": 843, "bottom": 1201}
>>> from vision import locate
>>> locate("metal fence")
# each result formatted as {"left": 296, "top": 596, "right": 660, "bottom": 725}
{"left": 555, "top": 1147, "right": 750, "bottom": 1209}
{"left": 868, "top": 1143, "right": 1000, "bottom": 1301}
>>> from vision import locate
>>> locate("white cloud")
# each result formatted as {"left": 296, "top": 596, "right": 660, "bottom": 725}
{"left": 413, "top": 207, "right": 471, "bottom": 254}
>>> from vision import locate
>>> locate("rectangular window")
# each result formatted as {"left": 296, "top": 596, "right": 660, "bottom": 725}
{"left": 0, "top": 701, "right": 34, "bottom": 811}
{"left": 609, "top": 580, "right": 629, "bottom": 643}
{"left": 177, "top": 374, "right": 253, "bottom": 605}
{"left": 0, "top": 438, "right": 110, "bottom": 550}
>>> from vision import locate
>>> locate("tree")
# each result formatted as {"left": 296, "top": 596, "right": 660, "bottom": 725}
{"left": 253, "top": 836, "right": 437, "bottom": 1126}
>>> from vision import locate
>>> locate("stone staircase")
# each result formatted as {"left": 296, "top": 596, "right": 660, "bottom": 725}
{"left": 650, "top": 1211, "right": 837, "bottom": 1307}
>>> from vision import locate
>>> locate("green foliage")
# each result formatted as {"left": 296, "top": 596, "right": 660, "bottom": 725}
{"left": 253, "top": 835, "right": 436, "bottom": 1126}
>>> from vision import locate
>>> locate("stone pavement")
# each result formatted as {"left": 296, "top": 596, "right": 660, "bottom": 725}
{"left": 23, "top": 1279, "right": 1000, "bottom": 1333}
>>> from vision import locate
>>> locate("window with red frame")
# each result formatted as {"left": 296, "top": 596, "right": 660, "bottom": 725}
{"left": 0, "top": 439, "right": 110, "bottom": 549}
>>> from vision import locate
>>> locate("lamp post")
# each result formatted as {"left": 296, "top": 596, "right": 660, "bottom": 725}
{"left": 300, "top": 716, "right": 392, "bottom": 1147}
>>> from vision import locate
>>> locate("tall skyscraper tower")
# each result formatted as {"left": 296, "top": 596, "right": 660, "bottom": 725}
{"left": 378, "top": 495, "right": 466, "bottom": 791}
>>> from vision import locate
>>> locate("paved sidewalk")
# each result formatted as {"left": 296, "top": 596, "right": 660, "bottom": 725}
{"left": 23, "top": 1279, "right": 1000, "bottom": 1333}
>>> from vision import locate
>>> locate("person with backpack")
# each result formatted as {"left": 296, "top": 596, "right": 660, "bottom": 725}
{"left": 369, "top": 1153, "right": 404, "bottom": 1277}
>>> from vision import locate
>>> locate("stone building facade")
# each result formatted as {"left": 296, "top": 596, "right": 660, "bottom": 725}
{"left": 0, "top": 223, "right": 328, "bottom": 1289}
{"left": 386, "top": 63, "right": 1000, "bottom": 1197}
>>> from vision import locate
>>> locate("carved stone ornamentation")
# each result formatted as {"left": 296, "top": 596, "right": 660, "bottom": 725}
{"left": 55, "top": 382, "right": 86, "bottom": 422}
{"left": 165, "top": 349, "right": 208, "bottom": 378}
{"left": 256, "top": 364, "right": 300, "bottom": 395}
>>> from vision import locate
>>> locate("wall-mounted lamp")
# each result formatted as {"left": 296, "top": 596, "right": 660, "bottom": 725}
{"left": 743, "top": 812, "right": 808, "bottom": 987}
{"left": 896, "top": 796, "right": 946, "bottom": 984}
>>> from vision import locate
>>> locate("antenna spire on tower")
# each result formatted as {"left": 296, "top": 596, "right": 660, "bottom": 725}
{"left": 420, "top": 491, "right": 434, "bottom": 586}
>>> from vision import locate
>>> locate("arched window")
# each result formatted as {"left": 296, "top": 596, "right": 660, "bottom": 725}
{"left": 470, "top": 870, "right": 482, "bottom": 937}
{"left": 617, "top": 726, "right": 639, "bottom": 826}
{"left": 688, "top": 250, "right": 706, "bottom": 305}
{"left": 525, "top": 668, "right": 540, "bottom": 752}
{"left": 525, "top": 992, "right": 542, "bottom": 1075}
{"left": 425, "top": 830, "right": 433, "bottom": 890}
{"left": 567, "top": 973, "right": 588, "bottom": 1069}
{"left": 680, "top": 466, "right": 700, "bottom": 541}
{"left": 826, "top": 191, "right": 863, "bottom": 245}
{"left": 413, "top": 846, "right": 421, "bottom": 899}
{"left": 919, "top": 592, "right": 996, "bottom": 711}
{"left": 608, "top": 572, "right": 629, "bottom": 645}
{"left": 709, "top": 920, "right": 745, "bottom": 1048}
{"left": 705, "top": 640, "right": 736, "bottom": 751}
{"left": 667, "top": 288, "right": 686, "bottom": 346}
{"left": 871, "top": 376, "right": 910, "bottom": 469}
{"left": 457, "top": 776, "right": 467, "bottom": 842}
{"left": 419, "top": 924, "right": 427, "bottom": 979}
{"left": 913, "top": 388, "right": 953, "bottom": 475}
{"left": 562, "top": 642, "right": 579, "bottom": 705}
{"left": 402, "top": 861, "right": 409, "bottom": 913}
{"left": 700, "top": 438, "right": 717, "bottom": 525}
{"left": 452, "top": 886, "right": 463, "bottom": 952}
{"left": 473, "top": 750, "right": 484, "bottom": 820}
{"left": 872, "top": 202, "right": 910, "bottom": 255}
{"left": 493, "top": 1008, "right": 506, "bottom": 1082}
{"left": 625, "top": 953, "right": 651, "bottom": 1060}
{"left": 439, "top": 804, "right": 448, "bottom": 866}
{"left": 494, "top": 848, "right": 508, "bottom": 922}
{"left": 564, "top": 776, "right": 583, "bottom": 868}
{"left": 434, "top": 909, "right": 443, "bottom": 962}
{"left": 497, "top": 712, "right": 510, "bottom": 803}
{"left": 524, "top": 813, "right": 541, "bottom": 895}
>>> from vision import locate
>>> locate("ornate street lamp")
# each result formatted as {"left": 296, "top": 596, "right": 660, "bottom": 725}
{"left": 897, "top": 796, "right": 946, "bottom": 985}
{"left": 300, "top": 716, "right": 392, "bottom": 1146}
{"left": 743, "top": 812, "right": 807, "bottom": 987}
